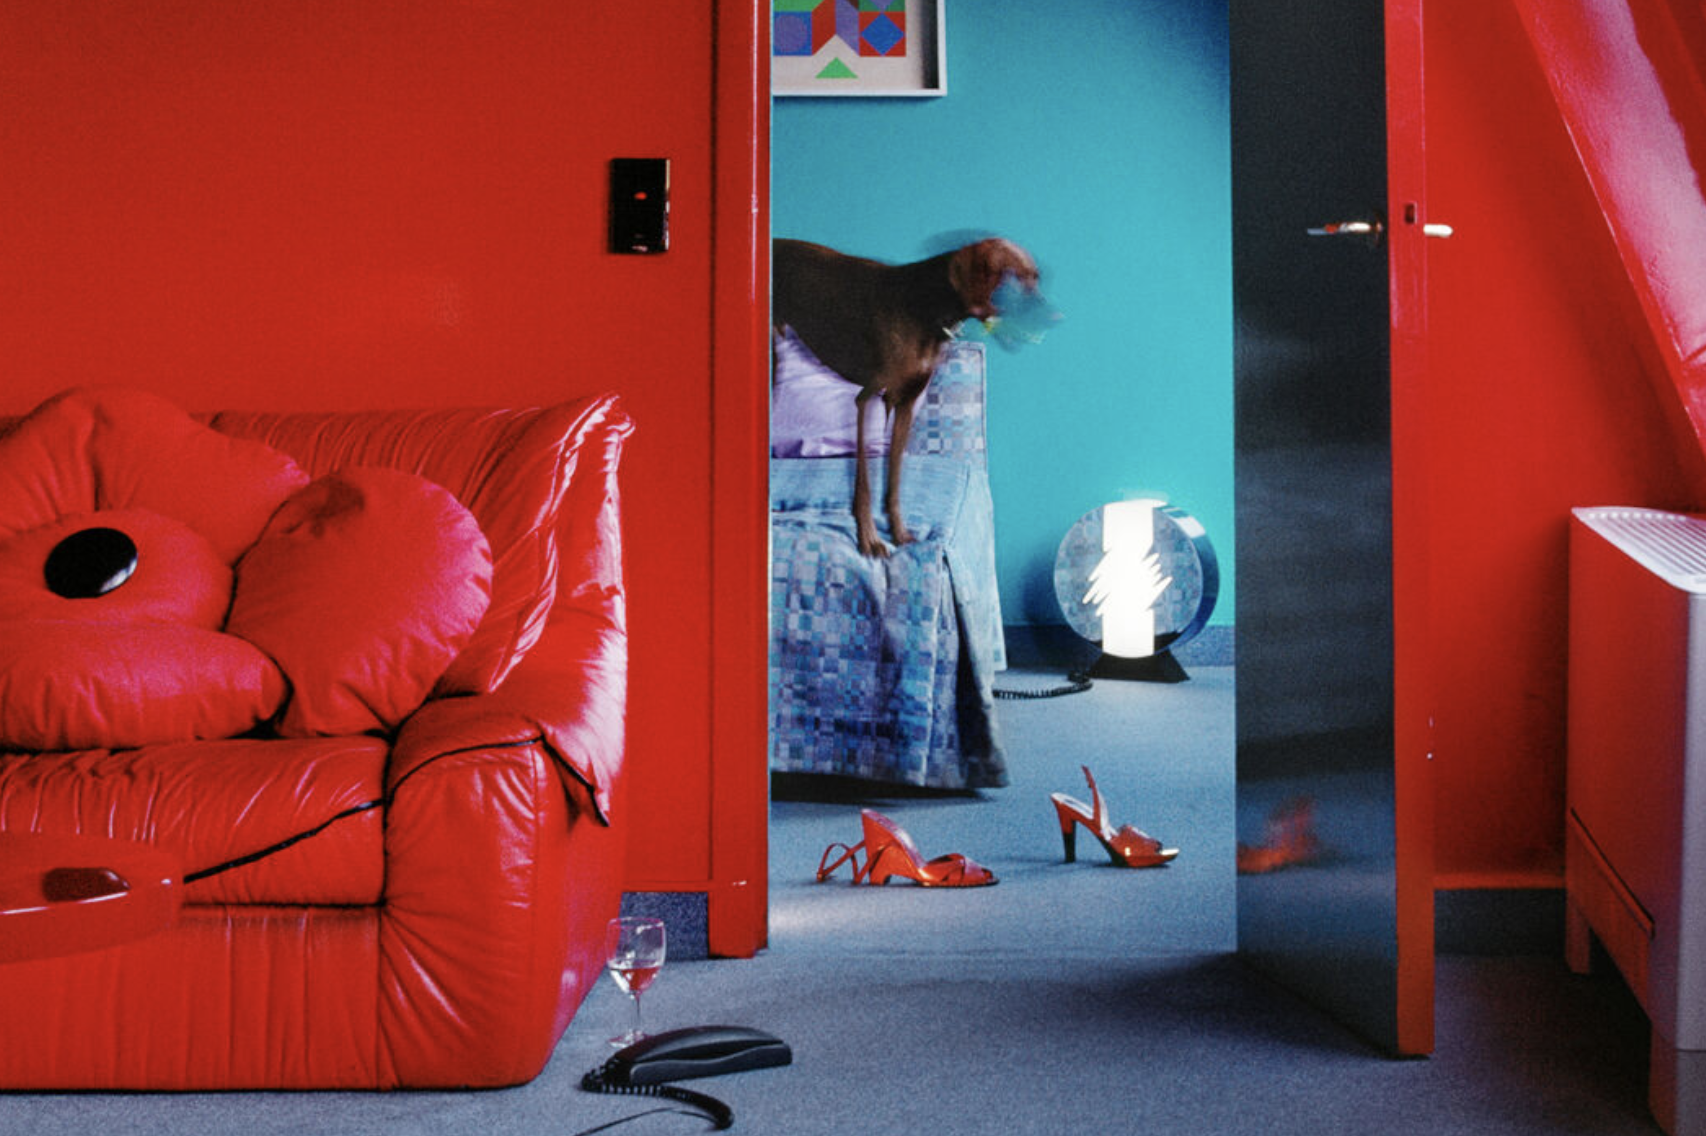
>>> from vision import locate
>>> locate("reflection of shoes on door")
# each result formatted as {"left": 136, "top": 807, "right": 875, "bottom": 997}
{"left": 1236, "top": 795, "right": 1322, "bottom": 874}
{"left": 1050, "top": 765, "right": 1178, "bottom": 868}
{"left": 815, "top": 809, "right": 998, "bottom": 887}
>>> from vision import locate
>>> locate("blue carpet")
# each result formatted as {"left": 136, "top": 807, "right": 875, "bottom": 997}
{"left": 0, "top": 666, "right": 1663, "bottom": 1135}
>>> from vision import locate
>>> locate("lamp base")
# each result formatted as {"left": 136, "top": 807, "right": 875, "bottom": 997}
{"left": 1087, "top": 649, "right": 1190, "bottom": 684}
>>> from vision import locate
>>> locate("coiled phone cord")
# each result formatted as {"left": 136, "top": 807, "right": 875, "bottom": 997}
{"left": 572, "top": 1067, "right": 733, "bottom": 1133}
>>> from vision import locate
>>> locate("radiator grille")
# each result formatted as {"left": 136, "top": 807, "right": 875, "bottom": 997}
{"left": 1574, "top": 506, "right": 1706, "bottom": 590}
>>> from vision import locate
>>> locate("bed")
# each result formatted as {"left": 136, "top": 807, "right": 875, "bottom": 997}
{"left": 769, "top": 337, "right": 1008, "bottom": 790}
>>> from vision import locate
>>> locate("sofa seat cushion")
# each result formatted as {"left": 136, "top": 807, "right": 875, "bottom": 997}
{"left": 0, "top": 737, "right": 386, "bottom": 905}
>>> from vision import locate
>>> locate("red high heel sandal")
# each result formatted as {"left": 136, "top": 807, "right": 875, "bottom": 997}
{"left": 1050, "top": 765, "right": 1178, "bottom": 868}
{"left": 815, "top": 809, "right": 998, "bottom": 888}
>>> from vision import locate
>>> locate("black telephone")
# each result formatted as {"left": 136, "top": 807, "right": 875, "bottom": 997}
{"left": 590, "top": 1025, "right": 792, "bottom": 1086}
{"left": 577, "top": 1026, "right": 791, "bottom": 1133}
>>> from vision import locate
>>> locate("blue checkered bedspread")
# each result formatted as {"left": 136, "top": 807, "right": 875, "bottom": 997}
{"left": 768, "top": 342, "right": 1008, "bottom": 789}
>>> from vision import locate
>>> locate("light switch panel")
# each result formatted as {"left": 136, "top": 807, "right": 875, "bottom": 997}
{"left": 609, "top": 158, "right": 669, "bottom": 254}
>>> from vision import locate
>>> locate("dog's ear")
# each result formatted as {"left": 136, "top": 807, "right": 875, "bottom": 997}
{"left": 949, "top": 239, "right": 1038, "bottom": 319}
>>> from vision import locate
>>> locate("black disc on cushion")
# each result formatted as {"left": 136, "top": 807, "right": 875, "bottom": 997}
{"left": 44, "top": 527, "right": 139, "bottom": 599}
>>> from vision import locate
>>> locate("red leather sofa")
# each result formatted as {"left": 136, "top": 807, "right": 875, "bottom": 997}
{"left": 0, "top": 388, "right": 632, "bottom": 1089}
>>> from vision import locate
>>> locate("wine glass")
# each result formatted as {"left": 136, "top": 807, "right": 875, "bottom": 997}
{"left": 605, "top": 916, "right": 666, "bottom": 1048}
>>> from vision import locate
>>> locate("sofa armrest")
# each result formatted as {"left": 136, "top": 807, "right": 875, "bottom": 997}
{"left": 391, "top": 608, "right": 626, "bottom": 825}
{"left": 379, "top": 611, "right": 626, "bottom": 1084}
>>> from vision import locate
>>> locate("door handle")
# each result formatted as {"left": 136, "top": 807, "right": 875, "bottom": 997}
{"left": 1307, "top": 219, "right": 1383, "bottom": 239}
{"left": 1307, "top": 218, "right": 1453, "bottom": 243}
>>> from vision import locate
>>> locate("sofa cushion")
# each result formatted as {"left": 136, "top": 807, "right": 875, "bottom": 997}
{"left": 0, "top": 736, "right": 386, "bottom": 905}
{"left": 0, "top": 388, "right": 314, "bottom": 752}
{"left": 209, "top": 396, "right": 627, "bottom": 693}
{"left": 0, "top": 387, "right": 308, "bottom": 563}
{"left": 227, "top": 468, "right": 493, "bottom": 737}
{"left": 0, "top": 622, "right": 287, "bottom": 751}
{"left": 0, "top": 509, "right": 232, "bottom": 630}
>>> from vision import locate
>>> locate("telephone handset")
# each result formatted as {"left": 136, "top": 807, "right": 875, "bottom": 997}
{"left": 577, "top": 1025, "right": 792, "bottom": 1133}
{"left": 590, "top": 1025, "right": 792, "bottom": 1086}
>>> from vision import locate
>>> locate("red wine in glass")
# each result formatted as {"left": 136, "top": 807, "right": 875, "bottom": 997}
{"left": 608, "top": 962, "right": 661, "bottom": 996}
{"left": 605, "top": 916, "right": 666, "bottom": 1047}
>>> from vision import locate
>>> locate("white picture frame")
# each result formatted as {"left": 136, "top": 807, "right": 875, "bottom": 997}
{"left": 772, "top": 0, "right": 946, "bottom": 98}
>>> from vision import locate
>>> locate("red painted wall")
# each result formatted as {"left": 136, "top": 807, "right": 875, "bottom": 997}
{"left": 1424, "top": 0, "right": 1705, "bottom": 886}
{"left": 0, "top": 2, "right": 759, "bottom": 920}
{"left": 26, "top": 0, "right": 1693, "bottom": 930}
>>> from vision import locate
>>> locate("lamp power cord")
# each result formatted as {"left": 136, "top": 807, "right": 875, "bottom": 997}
{"left": 993, "top": 670, "right": 1093, "bottom": 699}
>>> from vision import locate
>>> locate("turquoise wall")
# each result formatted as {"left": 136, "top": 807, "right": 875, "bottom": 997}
{"left": 772, "top": 1, "right": 1233, "bottom": 627}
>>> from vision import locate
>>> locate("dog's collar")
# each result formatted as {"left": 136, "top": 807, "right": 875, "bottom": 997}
{"left": 944, "top": 318, "right": 999, "bottom": 342}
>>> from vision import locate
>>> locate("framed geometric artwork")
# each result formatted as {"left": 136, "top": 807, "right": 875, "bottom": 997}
{"left": 772, "top": 0, "right": 946, "bottom": 97}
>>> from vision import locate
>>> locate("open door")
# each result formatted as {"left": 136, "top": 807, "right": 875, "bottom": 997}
{"left": 1231, "top": 0, "right": 1435, "bottom": 1054}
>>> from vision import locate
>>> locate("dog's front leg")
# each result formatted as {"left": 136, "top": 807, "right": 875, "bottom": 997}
{"left": 883, "top": 393, "right": 921, "bottom": 550}
{"left": 852, "top": 385, "right": 889, "bottom": 557}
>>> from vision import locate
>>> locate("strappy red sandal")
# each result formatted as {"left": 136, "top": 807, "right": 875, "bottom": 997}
{"left": 815, "top": 809, "right": 998, "bottom": 888}
{"left": 1050, "top": 765, "right": 1178, "bottom": 868}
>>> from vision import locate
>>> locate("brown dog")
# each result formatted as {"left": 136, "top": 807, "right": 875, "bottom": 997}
{"left": 772, "top": 237, "right": 1039, "bottom": 557}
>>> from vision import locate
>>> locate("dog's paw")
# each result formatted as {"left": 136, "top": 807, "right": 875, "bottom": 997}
{"left": 856, "top": 528, "right": 892, "bottom": 559}
{"left": 885, "top": 514, "right": 916, "bottom": 550}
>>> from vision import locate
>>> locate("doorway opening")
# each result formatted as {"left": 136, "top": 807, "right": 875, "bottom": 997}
{"left": 764, "top": 0, "right": 1237, "bottom": 968}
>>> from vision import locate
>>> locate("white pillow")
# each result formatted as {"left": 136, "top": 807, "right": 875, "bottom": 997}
{"left": 770, "top": 330, "right": 889, "bottom": 458}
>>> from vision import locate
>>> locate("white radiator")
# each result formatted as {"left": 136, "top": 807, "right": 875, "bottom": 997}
{"left": 1568, "top": 506, "right": 1706, "bottom": 1136}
